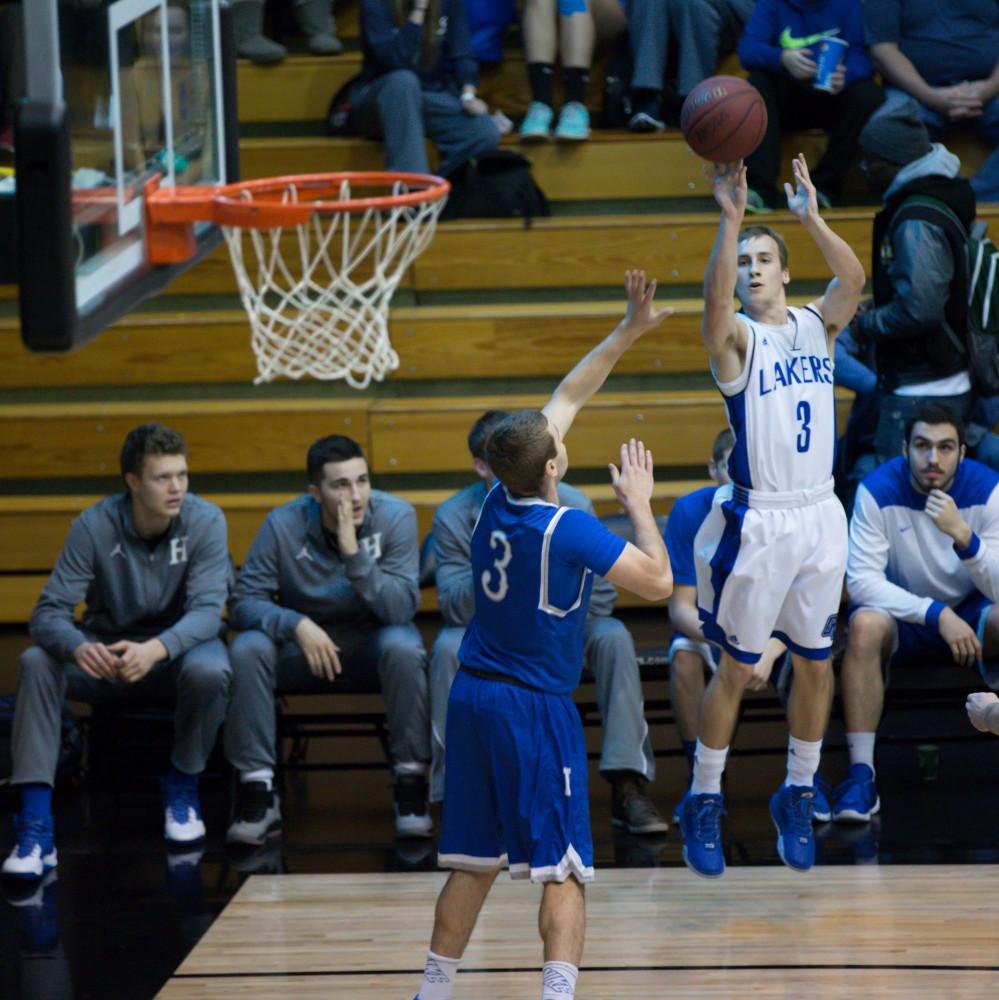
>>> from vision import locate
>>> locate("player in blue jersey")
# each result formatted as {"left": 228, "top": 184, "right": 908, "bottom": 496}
{"left": 412, "top": 271, "right": 674, "bottom": 1000}
{"left": 677, "top": 154, "right": 865, "bottom": 878}
{"left": 835, "top": 405, "right": 999, "bottom": 822}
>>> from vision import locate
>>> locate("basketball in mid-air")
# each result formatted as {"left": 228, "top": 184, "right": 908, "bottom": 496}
{"left": 680, "top": 77, "right": 767, "bottom": 164}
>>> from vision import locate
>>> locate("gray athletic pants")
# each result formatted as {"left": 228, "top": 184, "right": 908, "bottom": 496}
{"left": 12, "top": 638, "right": 231, "bottom": 786}
{"left": 429, "top": 615, "right": 655, "bottom": 801}
{"left": 351, "top": 69, "right": 501, "bottom": 176}
{"left": 627, "top": 0, "right": 753, "bottom": 96}
{"left": 224, "top": 623, "right": 430, "bottom": 772}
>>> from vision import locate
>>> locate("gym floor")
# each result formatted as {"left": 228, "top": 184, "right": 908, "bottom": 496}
{"left": 1, "top": 616, "right": 998, "bottom": 1000}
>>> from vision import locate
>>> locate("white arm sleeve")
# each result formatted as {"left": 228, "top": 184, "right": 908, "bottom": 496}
{"left": 846, "top": 484, "right": 934, "bottom": 624}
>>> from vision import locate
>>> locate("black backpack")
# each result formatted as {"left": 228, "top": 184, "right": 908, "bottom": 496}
{"left": 439, "top": 149, "right": 550, "bottom": 224}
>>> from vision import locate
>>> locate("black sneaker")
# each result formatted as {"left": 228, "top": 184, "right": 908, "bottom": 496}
{"left": 226, "top": 781, "right": 282, "bottom": 846}
{"left": 611, "top": 772, "right": 669, "bottom": 834}
{"left": 394, "top": 773, "right": 433, "bottom": 839}
{"left": 628, "top": 98, "right": 666, "bottom": 133}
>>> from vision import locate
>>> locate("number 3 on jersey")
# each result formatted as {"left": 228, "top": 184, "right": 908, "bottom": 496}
{"left": 796, "top": 400, "right": 811, "bottom": 453}
{"left": 481, "top": 530, "right": 512, "bottom": 602}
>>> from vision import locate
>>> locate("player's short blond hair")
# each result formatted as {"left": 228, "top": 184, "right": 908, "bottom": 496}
{"left": 485, "top": 409, "right": 557, "bottom": 496}
{"left": 738, "top": 225, "right": 788, "bottom": 271}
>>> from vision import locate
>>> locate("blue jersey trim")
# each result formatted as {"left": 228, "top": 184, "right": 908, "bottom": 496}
{"left": 724, "top": 389, "right": 752, "bottom": 489}
{"left": 954, "top": 532, "right": 981, "bottom": 561}
{"left": 926, "top": 600, "right": 946, "bottom": 628}
{"left": 708, "top": 497, "right": 747, "bottom": 621}
{"left": 700, "top": 616, "right": 763, "bottom": 664}
{"left": 771, "top": 629, "right": 832, "bottom": 662}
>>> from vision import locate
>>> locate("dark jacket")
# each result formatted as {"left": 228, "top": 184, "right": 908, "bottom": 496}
{"left": 853, "top": 167, "right": 977, "bottom": 390}
{"left": 360, "top": 0, "right": 478, "bottom": 90}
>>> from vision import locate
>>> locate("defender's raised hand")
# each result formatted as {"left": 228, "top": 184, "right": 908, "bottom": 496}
{"left": 621, "top": 270, "right": 674, "bottom": 338}
{"left": 784, "top": 153, "right": 819, "bottom": 222}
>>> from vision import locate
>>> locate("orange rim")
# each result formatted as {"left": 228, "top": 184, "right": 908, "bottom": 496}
{"left": 146, "top": 171, "right": 451, "bottom": 229}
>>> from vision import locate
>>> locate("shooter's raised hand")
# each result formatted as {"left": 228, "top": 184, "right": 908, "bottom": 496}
{"left": 609, "top": 438, "right": 655, "bottom": 512}
{"left": 707, "top": 160, "right": 748, "bottom": 222}
{"left": 784, "top": 153, "right": 819, "bottom": 222}
{"left": 621, "top": 269, "right": 674, "bottom": 339}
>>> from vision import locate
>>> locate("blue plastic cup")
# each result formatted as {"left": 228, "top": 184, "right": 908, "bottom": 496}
{"left": 814, "top": 37, "right": 848, "bottom": 92}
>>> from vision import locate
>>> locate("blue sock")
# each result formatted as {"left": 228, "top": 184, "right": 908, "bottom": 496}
{"left": 682, "top": 740, "right": 697, "bottom": 772}
{"left": 22, "top": 784, "right": 53, "bottom": 821}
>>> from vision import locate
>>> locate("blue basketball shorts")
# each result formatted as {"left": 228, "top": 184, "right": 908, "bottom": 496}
{"left": 437, "top": 669, "right": 594, "bottom": 884}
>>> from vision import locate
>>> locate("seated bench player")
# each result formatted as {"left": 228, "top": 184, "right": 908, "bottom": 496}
{"left": 429, "top": 409, "right": 666, "bottom": 835}
{"left": 412, "top": 270, "right": 673, "bottom": 1000}
{"left": 3, "top": 424, "right": 232, "bottom": 880}
{"left": 834, "top": 404, "right": 999, "bottom": 822}
{"left": 224, "top": 434, "right": 431, "bottom": 844}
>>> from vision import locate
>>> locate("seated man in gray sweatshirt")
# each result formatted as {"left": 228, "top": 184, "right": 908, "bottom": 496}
{"left": 3, "top": 424, "right": 232, "bottom": 881}
{"left": 225, "top": 434, "right": 429, "bottom": 844}
{"left": 428, "top": 410, "right": 667, "bottom": 834}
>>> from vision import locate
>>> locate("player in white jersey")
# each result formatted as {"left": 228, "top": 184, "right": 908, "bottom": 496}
{"left": 677, "top": 154, "right": 865, "bottom": 878}
{"left": 411, "top": 272, "right": 673, "bottom": 1000}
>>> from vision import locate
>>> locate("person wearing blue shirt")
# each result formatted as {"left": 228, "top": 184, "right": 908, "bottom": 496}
{"left": 411, "top": 271, "right": 673, "bottom": 1000}
{"left": 835, "top": 404, "right": 999, "bottom": 823}
{"left": 738, "top": 0, "right": 884, "bottom": 211}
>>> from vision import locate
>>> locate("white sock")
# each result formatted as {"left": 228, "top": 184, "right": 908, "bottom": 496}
{"left": 242, "top": 769, "right": 274, "bottom": 790}
{"left": 846, "top": 731, "right": 876, "bottom": 772}
{"left": 395, "top": 760, "right": 429, "bottom": 777}
{"left": 690, "top": 741, "right": 729, "bottom": 795}
{"left": 418, "top": 949, "right": 460, "bottom": 1000}
{"left": 542, "top": 961, "right": 578, "bottom": 999}
{"left": 785, "top": 736, "right": 822, "bottom": 787}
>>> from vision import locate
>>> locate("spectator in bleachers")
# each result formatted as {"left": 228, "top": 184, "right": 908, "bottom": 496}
{"left": 2, "top": 424, "right": 232, "bottom": 880}
{"left": 232, "top": 0, "right": 342, "bottom": 64}
{"left": 520, "top": 0, "right": 628, "bottom": 142}
{"left": 429, "top": 410, "right": 667, "bottom": 834}
{"left": 352, "top": 0, "right": 503, "bottom": 175}
{"left": 833, "top": 404, "right": 999, "bottom": 823}
{"left": 967, "top": 691, "right": 999, "bottom": 735}
{"left": 465, "top": 0, "right": 518, "bottom": 64}
{"left": 224, "top": 435, "right": 431, "bottom": 845}
{"left": 0, "top": 1, "right": 22, "bottom": 154}
{"left": 865, "top": 0, "right": 999, "bottom": 205}
{"left": 624, "top": 0, "right": 755, "bottom": 132}
{"left": 738, "top": 0, "right": 883, "bottom": 210}
{"left": 849, "top": 103, "right": 978, "bottom": 479}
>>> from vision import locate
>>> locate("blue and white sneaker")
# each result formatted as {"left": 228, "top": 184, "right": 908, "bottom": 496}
{"left": 161, "top": 771, "right": 206, "bottom": 845}
{"left": 554, "top": 101, "right": 591, "bottom": 141}
{"left": 677, "top": 791, "right": 726, "bottom": 878}
{"left": 2, "top": 813, "right": 57, "bottom": 880}
{"left": 520, "top": 101, "right": 554, "bottom": 142}
{"left": 813, "top": 775, "right": 833, "bottom": 823}
{"left": 831, "top": 763, "right": 880, "bottom": 822}
{"left": 770, "top": 784, "right": 816, "bottom": 872}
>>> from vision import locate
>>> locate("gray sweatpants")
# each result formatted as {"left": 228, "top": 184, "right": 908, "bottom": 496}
{"left": 429, "top": 616, "right": 655, "bottom": 801}
{"left": 351, "top": 69, "right": 501, "bottom": 176}
{"left": 627, "top": 0, "right": 754, "bottom": 96}
{"left": 12, "top": 638, "right": 231, "bottom": 785}
{"left": 224, "top": 623, "right": 430, "bottom": 772}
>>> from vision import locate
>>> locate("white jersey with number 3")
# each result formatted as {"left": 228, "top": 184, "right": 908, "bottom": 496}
{"left": 717, "top": 305, "right": 835, "bottom": 494}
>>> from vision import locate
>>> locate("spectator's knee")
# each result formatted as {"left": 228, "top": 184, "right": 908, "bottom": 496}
{"left": 846, "top": 611, "right": 891, "bottom": 658}
{"left": 178, "top": 643, "right": 231, "bottom": 699}
{"left": 231, "top": 629, "right": 277, "bottom": 672}
{"left": 587, "top": 617, "right": 635, "bottom": 660}
{"left": 377, "top": 625, "right": 426, "bottom": 673}
{"left": 17, "top": 646, "right": 61, "bottom": 690}
{"left": 376, "top": 69, "right": 422, "bottom": 106}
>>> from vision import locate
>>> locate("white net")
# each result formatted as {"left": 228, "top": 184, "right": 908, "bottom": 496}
{"left": 221, "top": 178, "right": 446, "bottom": 389}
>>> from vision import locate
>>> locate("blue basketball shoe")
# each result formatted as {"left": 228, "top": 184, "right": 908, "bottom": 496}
{"left": 831, "top": 763, "right": 880, "bottom": 822}
{"left": 677, "top": 791, "right": 726, "bottom": 878}
{"left": 813, "top": 775, "right": 833, "bottom": 823}
{"left": 161, "top": 770, "right": 206, "bottom": 845}
{"left": 2, "top": 813, "right": 57, "bottom": 880}
{"left": 770, "top": 783, "right": 817, "bottom": 872}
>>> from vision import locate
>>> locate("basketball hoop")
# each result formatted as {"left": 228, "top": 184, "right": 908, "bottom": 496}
{"left": 144, "top": 172, "right": 450, "bottom": 388}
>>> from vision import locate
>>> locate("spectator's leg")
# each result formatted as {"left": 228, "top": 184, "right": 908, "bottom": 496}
{"left": 224, "top": 630, "right": 283, "bottom": 776}
{"left": 522, "top": 0, "right": 558, "bottom": 136}
{"left": 171, "top": 638, "right": 232, "bottom": 776}
{"left": 352, "top": 69, "right": 431, "bottom": 174}
{"left": 672, "top": 0, "right": 752, "bottom": 99}
{"left": 429, "top": 626, "right": 465, "bottom": 803}
{"left": 971, "top": 92, "right": 999, "bottom": 205}
{"left": 585, "top": 616, "right": 667, "bottom": 834}
{"left": 293, "top": 0, "right": 343, "bottom": 56}
{"left": 669, "top": 648, "right": 708, "bottom": 775}
{"left": 743, "top": 70, "right": 786, "bottom": 208}
{"left": 422, "top": 89, "right": 501, "bottom": 176}
{"left": 810, "top": 79, "right": 885, "bottom": 201}
{"left": 229, "top": 0, "right": 287, "bottom": 64}
{"left": 624, "top": 0, "right": 668, "bottom": 130}
{"left": 833, "top": 610, "right": 893, "bottom": 822}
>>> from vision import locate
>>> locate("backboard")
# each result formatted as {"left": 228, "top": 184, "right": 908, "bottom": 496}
{"left": 8, "top": 0, "right": 238, "bottom": 352}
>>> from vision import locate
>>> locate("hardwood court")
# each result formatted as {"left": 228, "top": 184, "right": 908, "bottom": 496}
{"left": 158, "top": 866, "right": 999, "bottom": 998}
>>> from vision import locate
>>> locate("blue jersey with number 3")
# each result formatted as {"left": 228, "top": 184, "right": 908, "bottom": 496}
{"left": 717, "top": 305, "right": 835, "bottom": 492}
{"left": 457, "top": 484, "right": 627, "bottom": 694}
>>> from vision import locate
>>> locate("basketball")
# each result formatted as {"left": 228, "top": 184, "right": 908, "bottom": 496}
{"left": 680, "top": 76, "right": 767, "bottom": 164}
